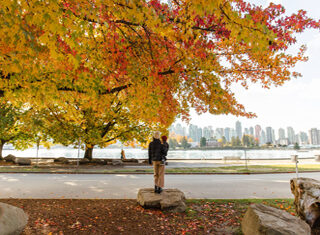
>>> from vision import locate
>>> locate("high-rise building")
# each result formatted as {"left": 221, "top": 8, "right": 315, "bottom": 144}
{"left": 309, "top": 128, "right": 319, "bottom": 145}
{"left": 197, "top": 127, "right": 203, "bottom": 142}
{"left": 215, "top": 128, "right": 224, "bottom": 139}
{"left": 203, "top": 127, "right": 211, "bottom": 140}
{"left": 230, "top": 128, "right": 236, "bottom": 139}
{"left": 255, "top": 125, "right": 261, "bottom": 141}
{"left": 188, "top": 124, "right": 198, "bottom": 142}
{"left": 266, "top": 127, "right": 273, "bottom": 143}
{"left": 278, "top": 128, "right": 285, "bottom": 140}
{"left": 260, "top": 130, "right": 266, "bottom": 145}
{"left": 224, "top": 128, "right": 231, "bottom": 142}
{"left": 249, "top": 127, "right": 254, "bottom": 136}
{"left": 244, "top": 128, "right": 249, "bottom": 135}
{"left": 299, "top": 132, "right": 308, "bottom": 145}
{"left": 287, "top": 127, "right": 295, "bottom": 144}
{"left": 235, "top": 121, "right": 242, "bottom": 139}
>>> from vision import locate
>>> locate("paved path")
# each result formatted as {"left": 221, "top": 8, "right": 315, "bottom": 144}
{"left": 0, "top": 172, "right": 319, "bottom": 199}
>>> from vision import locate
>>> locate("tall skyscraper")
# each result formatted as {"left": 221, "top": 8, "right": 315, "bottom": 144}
{"left": 287, "top": 127, "right": 295, "bottom": 144}
{"left": 299, "top": 132, "right": 308, "bottom": 145}
{"left": 224, "top": 128, "right": 231, "bottom": 142}
{"left": 278, "top": 128, "right": 285, "bottom": 140}
{"left": 235, "top": 121, "right": 242, "bottom": 139}
{"left": 255, "top": 125, "right": 261, "bottom": 141}
{"left": 260, "top": 130, "right": 266, "bottom": 145}
{"left": 203, "top": 126, "right": 213, "bottom": 140}
{"left": 249, "top": 127, "right": 254, "bottom": 136}
{"left": 309, "top": 128, "right": 319, "bottom": 145}
{"left": 266, "top": 127, "right": 273, "bottom": 143}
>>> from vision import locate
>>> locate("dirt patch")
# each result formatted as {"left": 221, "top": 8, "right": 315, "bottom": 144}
{"left": 0, "top": 199, "right": 248, "bottom": 235}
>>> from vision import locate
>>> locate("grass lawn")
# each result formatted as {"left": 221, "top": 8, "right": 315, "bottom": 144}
{"left": 0, "top": 198, "right": 295, "bottom": 235}
{"left": 0, "top": 164, "right": 319, "bottom": 174}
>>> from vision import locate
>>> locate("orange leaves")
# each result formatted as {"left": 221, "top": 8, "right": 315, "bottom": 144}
{"left": 0, "top": 0, "right": 319, "bottom": 148}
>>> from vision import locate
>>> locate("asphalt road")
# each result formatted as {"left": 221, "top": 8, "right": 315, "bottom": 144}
{"left": 0, "top": 172, "right": 319, "bottom": 199}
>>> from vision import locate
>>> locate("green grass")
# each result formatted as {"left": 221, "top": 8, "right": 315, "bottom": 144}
{"left": 0, "top": 164, "right": 319, "bottom": 173}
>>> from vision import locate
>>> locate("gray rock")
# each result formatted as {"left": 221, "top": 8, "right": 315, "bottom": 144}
{"left": 14, "top": 158, "right": 31, "bottom": 166}
{"left": 54, "top": 157, "right": 69, "bottom": 164}
{"left": 137, "top": 188, "right": 186, "bottom": 213}
{"left": 241, "top": 203, "right": 311, "bottom": 235}
{"left": 4, "top": 154, "right": 16, "bottom": 163}
{"left": 112, "top": 160, "right": 123, "bottom": 166}
{"left": 79, "top": 158, "right": 90, "bottom": 165}
{"left": 0, "top": 202, "right": 28, "bottom": 235}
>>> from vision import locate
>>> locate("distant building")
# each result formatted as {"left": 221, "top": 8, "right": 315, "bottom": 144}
{"left": 266, "top": 127, "right": 273, "bottom": 143}
{"left": 255, "top": 125, "right": 262, "bottom": 142}
{"left": 215, "top": 128, "right": 224, "bottom": 140}
{"left": 249, "top": 127, "right": 254, "bottom": 136}
{"left": 279, "top": 138, "right": 289, "bottom": 146}
{"left": 309, "top": 128, "right": 319, "bottom": 145}
{"left": 287, "top": 127, "right": 295, "bottom": 145}
{"left": 299, "top": 132, "right": 308, "bottom": 145}
{"left": 230, "top": 128, "right": 236, "bottom": 139}
{"left": 206, "top": 140, "right": 222, "bottom": 147}
{"left": 203, "top": 126, "right": 213, "bottom": 140}
{"left": 260, "top": 130, "right": 266, "bottom": 145}
{"left": 278, "top": 128, "right": 285, "bottom": 140}
{"left": 224, "top": 128, "right": 231, "bottom": 142}
{"left": 235, "top": 121, "right": 242, "bottom": 139}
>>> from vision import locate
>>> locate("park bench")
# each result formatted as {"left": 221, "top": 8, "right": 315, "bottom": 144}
{"left": 223, "top": 156, "right": 241, "bottom": 163}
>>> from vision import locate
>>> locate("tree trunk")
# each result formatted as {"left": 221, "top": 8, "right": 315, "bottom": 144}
{"left": 0, "top": 140, "right": 4, "bottom": 160}
{"left": 291, "top": 177, "right": 320, "bottom": 233}
{"left": 84, "top": 145, "right": 94, "bottom": 161}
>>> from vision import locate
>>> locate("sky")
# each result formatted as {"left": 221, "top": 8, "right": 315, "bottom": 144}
{"left": 177, "top": 0, "right": 320, "bottom": 133}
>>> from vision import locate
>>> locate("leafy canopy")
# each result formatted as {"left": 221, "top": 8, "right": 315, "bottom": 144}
{"left": 0, "top": 0, "right": 319, "bottom": 143}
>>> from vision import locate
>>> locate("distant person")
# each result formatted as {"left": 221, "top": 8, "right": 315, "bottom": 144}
{"left": 148, "top": 131, "right": 166, "bottom": 194}
{"left": 121, "top": 149, "right": 126, "bottom": 160}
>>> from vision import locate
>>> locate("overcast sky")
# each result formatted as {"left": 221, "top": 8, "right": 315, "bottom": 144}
{"left": 179, "top": 0, "right": 320, "bottom": 133}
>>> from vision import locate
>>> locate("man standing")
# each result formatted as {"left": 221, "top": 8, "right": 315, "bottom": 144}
{"left": 148, "top": 131, "right": 166, "bottom": 194}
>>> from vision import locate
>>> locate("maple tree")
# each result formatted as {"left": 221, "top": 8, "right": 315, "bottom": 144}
{"left": 0, "top": 103, "right": 34, "bottom": 159}
{"left": 0, "top": 0, "right": 319, "bottom": 158}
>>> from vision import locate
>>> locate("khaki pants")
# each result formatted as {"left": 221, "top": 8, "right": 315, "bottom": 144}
{"left": 153, "top": 161, "right": 165, "bottom": 188}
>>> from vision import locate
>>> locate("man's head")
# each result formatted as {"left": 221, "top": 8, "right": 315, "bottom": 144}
{"left": 161, "top": 136, "right": 167, "bottom": 142}
{"left": 153, "top": 131, "right": 161, "bottom": 139}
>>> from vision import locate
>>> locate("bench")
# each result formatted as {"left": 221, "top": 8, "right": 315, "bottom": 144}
{"left": 223, "top": 156, "right": 241, "bottom": 163}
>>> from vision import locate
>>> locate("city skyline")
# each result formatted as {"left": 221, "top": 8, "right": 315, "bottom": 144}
{"left": 170, "top": 121, "right": 316, "bottom": 146}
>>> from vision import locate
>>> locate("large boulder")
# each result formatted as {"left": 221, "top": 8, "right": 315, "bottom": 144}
{"left": 79, "top": 158, "right": 90, "bottom": 165}
{"left": 53, "top": 157, "right": 69, "bottom": 164}
{"left": 137, "top": 188, "right": 186, "bottom": 213}
{"left": 111, "top": 159, "right": 123, "bottom": 166}
{"left": 4, "top": 154, "right": 16, "bottom": 163}
{"left": 290, "top": 177, "right": 320, "bottom": 229}
{"left": 14, "top": 158, "right": 31, "bottom": 166}
{"left": 242, "top": 203, "right": 310, "bottom": 235}
{"left": 0, "top": 202, "right": 28, "bottom": 235}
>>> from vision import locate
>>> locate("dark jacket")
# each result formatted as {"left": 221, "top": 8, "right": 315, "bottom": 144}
{"left": 148, "top": 138, "right": 165, "bottom": 164}
{"left": 162, "top": 141, "right": 169, "bottom": 161}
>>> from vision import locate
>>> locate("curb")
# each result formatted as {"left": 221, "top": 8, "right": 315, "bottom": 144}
{"left": 0, "top": 171, "right": 320, "bottom": 175}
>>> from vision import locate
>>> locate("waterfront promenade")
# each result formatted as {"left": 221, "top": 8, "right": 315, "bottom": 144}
{"left": 1, "top": 172, "right": 319, "bottom": 199}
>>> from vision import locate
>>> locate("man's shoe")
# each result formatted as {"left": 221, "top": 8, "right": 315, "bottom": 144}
{"left": 157, "top": 187, "right": 163, "bottom": 194}
{"left": 154, "top": 185, "right": 158, "bottom": 193}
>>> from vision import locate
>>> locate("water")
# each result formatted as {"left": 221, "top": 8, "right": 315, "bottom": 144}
{"left": 2, "top": 145, "right": 319, "bottom": 160}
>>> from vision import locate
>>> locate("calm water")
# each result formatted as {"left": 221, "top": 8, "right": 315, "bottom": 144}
{"left": 2, "top": 146, "right": 319, "bottom": 160}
